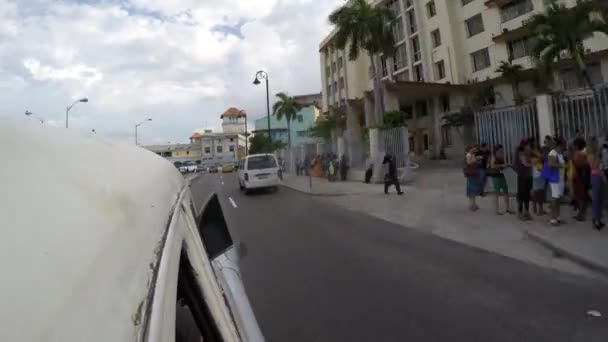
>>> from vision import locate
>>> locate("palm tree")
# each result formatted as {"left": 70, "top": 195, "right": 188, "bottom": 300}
{"left": 272, "top": 92, "right": 302, "bottom": 148}
{"left": 529, "top": 0, "right": 608, "bottom": 89}
{"left": 329, "top": 0, "right": 396, "bottom": 125}
{"left": 496, "top": 61, "right": 524, "bottom": 104}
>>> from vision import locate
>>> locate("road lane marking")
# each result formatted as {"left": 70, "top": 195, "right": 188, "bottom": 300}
{"left": 229, "top": 197, "right": 238, "bottom": 209}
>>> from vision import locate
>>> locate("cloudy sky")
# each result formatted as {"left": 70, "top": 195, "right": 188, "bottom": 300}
{"left": 0, "top": 0, "right": 343, "bottom": 144}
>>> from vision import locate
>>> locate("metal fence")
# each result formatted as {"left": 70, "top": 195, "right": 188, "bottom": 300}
{"left": 474, "top": 101, "right": 539, "bottom": 165}
{"left": 378, "top": 127, "right": 409, "bottom": 168}
{"left": 552, "top": 86, "right": 608, "bottom": 143}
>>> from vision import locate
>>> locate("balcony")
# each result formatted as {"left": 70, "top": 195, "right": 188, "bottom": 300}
{"left": 484, "top": 0, "right": 515, "bottom": 7}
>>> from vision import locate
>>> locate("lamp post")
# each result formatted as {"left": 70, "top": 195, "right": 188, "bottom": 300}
{"left": 65, "top": 98, "right": 89, "bottom": 128}
{"left": 24, "top": 110, "right": 44, "bottom": 124}
{"left": 243, "top": 112, "right": 249, "bottom": 156}
{"left": 135, "top": 118, "right": 152, "bottom": 145}
{"left": 253, "top": 70, "right": 271, "bottom": 144}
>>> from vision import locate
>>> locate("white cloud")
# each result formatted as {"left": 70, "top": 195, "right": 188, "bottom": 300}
{"left": 0, "top": 0, "right": 343, "bottom": 144}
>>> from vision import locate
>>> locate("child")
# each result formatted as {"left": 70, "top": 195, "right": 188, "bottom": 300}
{"left": 590, "top": 154, "right": 606, "bottom": 230}
{"left": 531, "top": 148, "right": 547, "bottom": 216}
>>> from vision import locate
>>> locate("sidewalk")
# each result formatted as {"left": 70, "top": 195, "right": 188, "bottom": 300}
{"left": 281, "top": 169, "right": 608, "bottom": 278}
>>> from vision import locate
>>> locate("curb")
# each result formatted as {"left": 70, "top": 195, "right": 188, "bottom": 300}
{"left": 279, "top": 183, "right": 359, "bottom": 197}
{"left": 523, "top": 230, "right": 608, "bottom": 278}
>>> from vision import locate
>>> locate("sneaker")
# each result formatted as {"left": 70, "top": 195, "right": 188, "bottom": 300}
{"left": 397, "top": 192, "right": 404, "bottom": 196}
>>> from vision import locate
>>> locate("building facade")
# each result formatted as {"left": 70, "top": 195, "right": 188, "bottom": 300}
{"left": 144, "top": 107, "right": 248, "bottom": 166}
{"left": 253, "top": 94, "right": 323, "bottom": 147}
{"left": 320, "top": 0, "right": 608, "bottom": 159}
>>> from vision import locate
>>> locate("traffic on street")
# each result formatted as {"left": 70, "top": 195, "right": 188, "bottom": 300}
{"left": 189, "top": 171, "right": 608, "bottom": 342}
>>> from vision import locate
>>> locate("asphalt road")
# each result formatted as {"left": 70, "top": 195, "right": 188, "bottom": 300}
{"left": 189, "top": 172, "right": 608, "bottom": 342}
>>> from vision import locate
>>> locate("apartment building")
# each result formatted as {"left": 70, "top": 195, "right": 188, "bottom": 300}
{"left": 319, "top": 0, "right": 608, "bottom": 158}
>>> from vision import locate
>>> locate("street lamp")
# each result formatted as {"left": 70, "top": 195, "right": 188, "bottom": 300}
{"left": 253, "top": 70, "right": 271, "bottom": 144}
{"left": 135, "top": 118, "right": 152, "bottom": 145}
{"left": 65, "top": 97, "right": 88, "bottom": 128}
{"left": 243, "top": 111, "right": 249, "bottom": 156}
{"left": 24, "top": 110, "right": 44, "bottom": 124}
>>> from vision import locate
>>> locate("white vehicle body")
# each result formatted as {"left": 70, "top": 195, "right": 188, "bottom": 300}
{"left": 237, "top": 154, "right": 280, "bottom": 192}
{"left": 0, "top": 120, "right": 264, "bottom": 342}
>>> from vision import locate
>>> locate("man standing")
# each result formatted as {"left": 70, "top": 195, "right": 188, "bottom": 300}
{"left": 383, "top": 154, "right": 403, "bottom": 195}
{"left": 340, "top": 154, "right": 349, "bottom": 181}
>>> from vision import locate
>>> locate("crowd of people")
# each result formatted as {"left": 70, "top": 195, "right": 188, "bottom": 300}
{"left": 296, "top": 153, "right": 349, "bottom": 182}
{"left": 464, "top": 131, "right": 608, "bottom": 230}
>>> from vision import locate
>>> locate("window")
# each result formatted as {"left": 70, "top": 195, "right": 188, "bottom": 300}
{"left": 395, "top": 70, "right": 410, "bottom": 81}
{"left": 507, "top": 36, "right": 536, "bottom": 60}
{"left": 393, "top": 43, "right": 408, "bottom": 71}
{"left": 325, "top": 66, "right": 330, "bottom": 76}
{"left": 230, "top": 138, "right": 234, "bottom": 142}
{"left": 381, "top": 55, "right": 389, "bottom": 77}
{"left": 424, "top": 134, "right": 429, "bottom": 151}
{"left": 426, "top": 1, "right": 436, "bottom": 18}
{"left": 431, "top": 29, "right": 441, "bottom": 48}
{"left": 415, "top": 100, "right": 428, "bottom": 117}
{"left": 462, "top": 0, "right": 473, "bottom": 5}
{"left": 442, "top": 126, "right": 453, "bottom": 146}
{"left": 333, "top": 81, "right": 338, "bottom": 94}
{"left": 414, "top": 64, "right": 424, "bottom": 81}
{"left": 560, "top": 63, "right": 603, "bottom": 89}
{"left": 435, "top": 60, "right": 446, "bottom": 80}
{"left": 411, "top": 36, "right": 421, "bottom": 62}
{"left": 465, "top": 14, "right": 484, "bottom": 37}
{"left": 471, "top": 48, "right": 491, "bottom": 71}
{"left": 247, "top": 155, "right": 277, "bottom": 170}
{"left": 297, "top": 115, "right": 304, "bottom": 122}
{"left": 204, "top": 147, "right": 211, "bottom": 154}
{"left": 500, "top": 0, "right": 533, "bottom": 23}
{"left": 297, "top": 131, "right": 307, "bottom": 137}
{"left": 186, "top": 151, "right": 190, "bottom": 155}
{"left": 406, "top": 10, "right": 417, "bottom": 34}
{"left": 331, "top": 62, "right": 336, "bottom": 73}
{"left": 216, "top": 145, "right": 223, "bottom": 153}
{"left": 440, "top": 95, "right": 450, "bottom": 112}
{"left": 339, "top": 77, "right": 344, "bottom": 89}
{"left": 337, "top": 56, "right": 343, "bottom": 68}
{"left": 393, "top": 18, "right": 405, "bottom": 42}
{"left": 229, "top": 145, "right": 235, "bottom": 152}
{"left": 327, "top": 84, "right": 331, "bottom": 96}
{"left": 409, "top": 136, "right": 415, "bottom": 152}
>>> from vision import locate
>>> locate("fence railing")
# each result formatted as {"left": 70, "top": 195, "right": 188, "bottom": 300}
{"left": 474, "top": 101, "right": 538, "bottom": 165}
{"left": 378, "top": 127, "right": 409, "bottom": 169}
{"left": 552, "top": 86, "right": 608, "bottom": 144}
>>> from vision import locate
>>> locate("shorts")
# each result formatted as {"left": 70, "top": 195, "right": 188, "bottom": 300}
{"left": 492, "top": 176, "right": 508, "bottom": 193}
{"left": 550, "top": 182, "right": 564, "bottom": 199}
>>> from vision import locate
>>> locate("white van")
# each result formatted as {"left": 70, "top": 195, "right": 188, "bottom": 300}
{"left": 237, "top": 154, "right": 280, "bottom": 193}
{"left": 0, "top": 120, "right": 264, "bottom": 342}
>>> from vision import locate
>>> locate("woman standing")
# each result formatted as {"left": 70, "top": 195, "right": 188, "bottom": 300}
{"left": 572, "top": 139, "right": 590, "bottom": 221}
{"left": 464, "top": 145, "right": 482, "bottom": 211}
{"left": 531, "top": 142, "right": 547, "bottom": 216}
{"left": 490, "top": 145, "right": 513, "bottom": 215}
{"left": 544, "top": 138, "right": 566, "bottom": 226}
{"left": 515, "top": 140, "right": 533, "bottom": 220}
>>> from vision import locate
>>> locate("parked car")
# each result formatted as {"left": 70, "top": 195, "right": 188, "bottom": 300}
{"left": 196, "top": 164, "right": 207, "bottom": 173}
{"left": 0, "top": 121, "right": 265, "bottom": 342}
{"left": 209, "top": 165, "right": 219, "bottom": 173}
{"left": 238, "top": 154, "right": 280, "bottom": 194}
{"left": 222, "top": 164, "right": 235, "bottom": 173}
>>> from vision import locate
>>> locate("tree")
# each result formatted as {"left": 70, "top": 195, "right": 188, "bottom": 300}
{"left": 248, "top": 133, "right": 286, "bottom": 154}
{"left": 272, "top": 92, "right": 302, "bottom": 148}
{"left": 309, "top": 105, "right": 346, "bottom": 140}
{"left": 329, "top": 0, "right": 396, "bottom": 125}
{"left": 528, "top": 0, "right": 608, "bottom": 89}
{"left": 496, "top": 61, "right": 524, "bottom": 105}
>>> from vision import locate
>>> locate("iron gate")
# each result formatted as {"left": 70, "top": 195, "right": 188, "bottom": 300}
{"left": 474, "top": 101, "right": 539, "bottom": 165}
